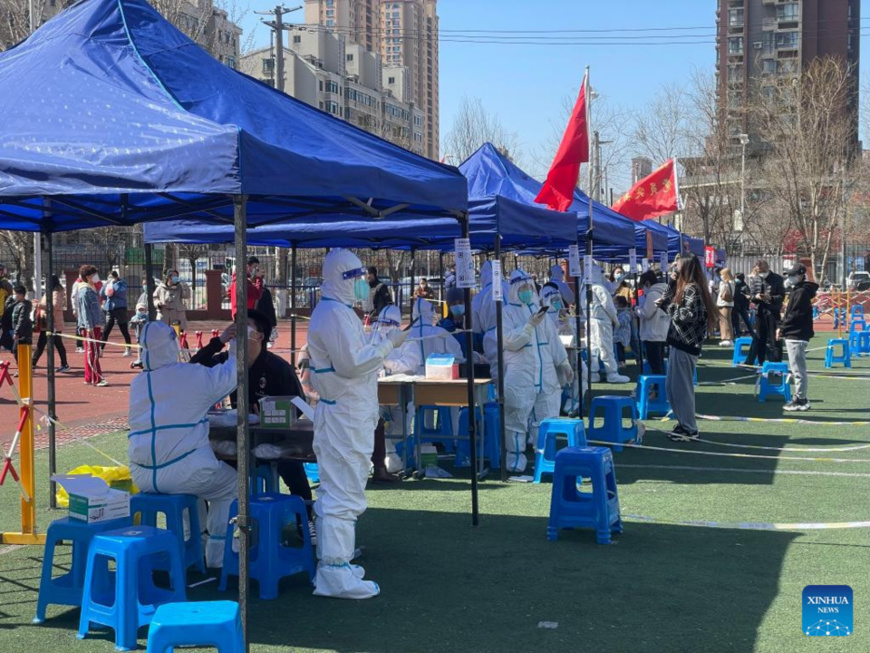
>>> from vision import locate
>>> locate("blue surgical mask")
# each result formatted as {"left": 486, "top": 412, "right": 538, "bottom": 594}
{"left": 450, "top": 304, "right": 465, "bottom": 317}
{"left": 518, "top": 289, "right": 534, "bottom": 305}
{"left": 551, "top": 299, "right": 563, "bottom": 311}
{"left": 171, "top": 275, "right": 179, "bottom": 284}
{"left": 615, "top": 273, "right": 625, "bottom": 282}
{"left": 353, "top": 278, "right": 369, "bottom": 302}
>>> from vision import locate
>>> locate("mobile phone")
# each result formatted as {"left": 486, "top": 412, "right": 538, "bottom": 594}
{"left": 403, "top": 316, "right": 420, "bottom": 332}
{"left": 536, "top": 306, "right": 549, "bottom": 316}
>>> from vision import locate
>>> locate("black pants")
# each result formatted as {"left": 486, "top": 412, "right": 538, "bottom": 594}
{"left": 731, "top": 305, "right": 755, "bottom": 339}
{"left": 746, "top": 309, "right": 781, "bottom": 365}
{"left": 372, "top": 419, "right": 387, "bottom": 469}
{"left": 644, "top": 340, "right": 666, "bottom": 375}
{"left": 33, "top": 331, "right": 68, "bottom": 367}
{"left": 616, "top": 342, "right": 626, "bottom": 363}
{"left": 102, "top": 308, "right": 131, "bottom": 350}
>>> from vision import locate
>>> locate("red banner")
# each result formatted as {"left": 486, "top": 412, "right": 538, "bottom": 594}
{"left": 613, "top": 159, "right": 679, "bottom": 221}
{"left": 705, "top": 246, "right": 716, "bottom": 268}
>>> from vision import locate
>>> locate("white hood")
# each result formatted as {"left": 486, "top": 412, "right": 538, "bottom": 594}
{"left": 508, "top": 269, "right": 538, "bottom": 306}
{"left": 321, "top": 248, "right": 364, "bottom": 305}
{"left": 140, "top": 321, "right": 180, "bottom": 371}
{"left": 480, "top": 260, "right": 493, "bottom": 288}
{"left": 412, "top": 297, "right": 436, "bottom": 325}
{"left": 550, "top": 264, "right": 565, "bottom": 283}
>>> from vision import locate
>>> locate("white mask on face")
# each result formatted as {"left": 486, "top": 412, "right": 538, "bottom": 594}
{"left": 759, "top": 271, "right": 769, "bottom": 279}
{"left": 92, "top": 274, "right": 101, "bottom": 284}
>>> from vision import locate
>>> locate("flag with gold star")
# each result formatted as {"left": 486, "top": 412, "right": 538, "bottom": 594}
{"left": 612, "top": 159, "right": 680, "bottom": 221}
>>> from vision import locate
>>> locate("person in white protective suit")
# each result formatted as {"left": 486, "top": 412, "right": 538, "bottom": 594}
{"left": 307, "top": 249, "right": 409, "bottom": 600}
{"left": 581, "top": 264, "right": 631, "bottom": 384}
{"left": 548, "top": 263, "right": 576, "bottom": 306}
{"left": 371, "top": 304, "right": 422, "bottom": 474}
{"left": 128, "top": 321, "right": 238, "bottom": 568}
{"left": 410, "top": 297, "right": 465, "bottom": 372}
{"left": 484, "top": 270, "right": 573, "bottom": 473}
{"left": 541, "top": 283, "right": 587, "bottom": 414}
{"left": 472, "top": 261, "right": 510, "bottom": 382}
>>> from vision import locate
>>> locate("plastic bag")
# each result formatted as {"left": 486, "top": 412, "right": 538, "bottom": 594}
{"left": 55, "top": 464, "right": 137, "bottom": 507}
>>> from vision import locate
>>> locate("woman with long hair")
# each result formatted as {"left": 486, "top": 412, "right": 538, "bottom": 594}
{"left": 658, "top": 255, "right": 717, "bottom": 441}
{"left": 32, "top": 274, "right": 70, "bottom": 372}
{"left": 716, "top": 267, "right": 736, "bottom": 346}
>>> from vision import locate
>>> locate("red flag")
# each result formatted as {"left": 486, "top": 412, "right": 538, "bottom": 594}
{"left": 612, "top": 159, "right": 679, "bottom": 221}
{"left": 535, "top": 72, "right": 589, "bottom": 212}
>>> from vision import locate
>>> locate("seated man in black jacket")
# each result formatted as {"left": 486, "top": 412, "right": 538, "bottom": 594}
{"left": 778, "top": 263, "right": 819, "bottom": 412}
{"left": 190, "top": 309, "right": 315, "bottom": 541}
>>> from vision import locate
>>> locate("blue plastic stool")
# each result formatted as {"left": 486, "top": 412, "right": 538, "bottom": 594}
{"left": 78, "top": 525, "right": 186, "bottom": 651}
{"left": 849, "top": 320, "right": 867, "bottom": 352}
{"left": 416, "top": 405, "right": 455, "bottom": 453}
{"left": 852, "top": 305, "right": 865, "bottom": 320}
{"left": 813, "top": 306, "right": 819, "bottom": 320}
{"left": 533, "top": 418, "right": 586, "bottom": 483}
{"left": 34, "top": 516, "right": 131, "bottom": 624}
{"left": 220, "top": 493, "right": 315, "bottom": 600}
{"left": 454, "top": 402, "right": 501, "bottom": 469}
{"left": 588, "top": 396, "right": 639, "bottom": 452}
{"left": 303, "top": 462, "right": 320, "bottom": 484}
{"left": 855, "top": 332, "right": 870, "bottom": 357}
{"left": 758, "top": 362, "right": 791, "bottom": 403}
{"left": 547, "top": 447, "right": 622, "bottom": 544}
{"left": 636, "top": 375, "right": 669, "bottom": 419}
{"left": 146, "top": 601, "right": 243, "bottom": 653}
{"left": 130, "top": 492, "right": 205, "bottom": 575}
{"left": 825, "top": 339, "right": 851, "bottom": 368}
{"left": 732, "top": 336, "right": 755, "bottom": 366}
{"left": 252, "top": 463, "right": 278, "bottom": 495}
{"left": 834, "top": 308, "right": 846, "bottom": 329}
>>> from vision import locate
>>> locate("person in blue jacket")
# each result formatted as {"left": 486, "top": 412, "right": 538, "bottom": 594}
{"left": 100, "top": 270, "right": 133, "bottom": 356}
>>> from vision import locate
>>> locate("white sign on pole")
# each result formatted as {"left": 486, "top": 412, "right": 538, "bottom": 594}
{"left": 454, "top": 238, "right": 475, "bottom": 289}
{"left": 568, "top": 245, "right": 582, "bottom": 277}
{"left": 628, "top": 248, "right": 637, "bottom": 273}
{"left": 641, "top": 258, "right": 650, "bottom": 273}
{"left": 660, "top": 251, "right": 668, "bottom": 271}
{"left": 491, "top": 261, "right": 503, "bottom": 302}
{"left": 583, "top": 255, "right": 593, "bottom": 285}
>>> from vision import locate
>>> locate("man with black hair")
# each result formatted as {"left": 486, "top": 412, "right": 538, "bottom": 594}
{"left": 191, "top": 309, "right": 315, "bottom": 541}
{"left": 745, "top": 259, "right": 785, "bottom": 365}
{"left": 229, "top": 255, "right": 263, "bottom": 318}
{"left": 11, "top": 285, "right": 32, "bottom": 365}
{"left": 778, "top": 263, "right": 819, "bottom": 412}
{"left": 365, "top": 266, "right": 393, "bottom": 320}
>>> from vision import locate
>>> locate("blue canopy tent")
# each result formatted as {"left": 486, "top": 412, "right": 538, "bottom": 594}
{"left": 0, "top": 0, "right": 473, "bottom": 629}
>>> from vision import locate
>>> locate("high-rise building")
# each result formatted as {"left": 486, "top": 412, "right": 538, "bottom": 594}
{"left": 307, "top": 0, "right": 439, "bottom": 160}
{"left": 716, "top": 0, "right": 860, "bottom": 144}
{"left": 631, "top": 157, "right": 653, "bottom": 184}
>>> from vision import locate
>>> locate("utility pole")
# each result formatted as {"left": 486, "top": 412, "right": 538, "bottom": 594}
{"left": 256, "top": 5, "right": 302, "bottom": 93}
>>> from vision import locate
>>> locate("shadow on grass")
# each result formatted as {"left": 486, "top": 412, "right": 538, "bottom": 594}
{"left": 0, "top": 508, "right": 797, "bottom": 652}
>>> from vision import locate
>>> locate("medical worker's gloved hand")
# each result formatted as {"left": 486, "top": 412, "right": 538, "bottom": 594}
{"left": 387, "top": 327, "right": 409, "bottom": 349}
{"left": 220, "top": 324, "right": 237, "bottom": 344}
{"left": 558, "top": 361, "right": 574, "bottom": 386}
{"left": 528, "top": 310, "right": 546, "bottom": 328}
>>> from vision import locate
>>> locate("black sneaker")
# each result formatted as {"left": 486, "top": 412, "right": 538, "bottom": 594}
{"left": 784, "top": 398, "right": 810, "bottom": 412}
{"left": 667, "top": 424, "right": 700, "bottom": 442}
{"left": 56, "top": 364, "right": 70, "bottom": 373}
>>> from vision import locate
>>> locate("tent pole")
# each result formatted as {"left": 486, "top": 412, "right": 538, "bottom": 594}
{"left": 144, "top": 244, "right": 156, "bottom": 322}
{"left": 233, "top": 195, "right": 251, "bottom": 652}
{"left": 409, "top": 249, "right": 415, "bottom": 318}
{"left": 439, "top": 251, "right": 444, "bottom": 305}
{"left": 290, "top": 244, "right": 297, "bottom": 366}
{"left": 494, "top": 239, "right": 507, "bottom": 481}
{"left": 462, "top": 215, "right": 479, "bottom": 525}
{"left": 43, "top": 225, "right": 58, "bottom": 508}
{"left": 586, "top": 236, "right": 594, "bottom": 415}
{"left": 573, "top": 249, "right": 583, "bottom": 420}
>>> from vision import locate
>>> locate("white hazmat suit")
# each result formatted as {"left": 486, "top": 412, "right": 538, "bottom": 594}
{"left": 581, "top": 265, "right": 630, "bottom": 384}
{"left": 411, "top": 298, "right": 465, "bottom": 371}
{"left": 548, "top": 263, "right": 576, "bottom": 306}
{"left": 541, "top": 285, "right": 586, "bottom": 413}
{"left": 308, "top": 249, "right": 407, "bottom": 599}
{"left": 372, "top": 305, "right": 421, "bottom": 473}
{"left": 472, "top": 261, "right": 510, "bottom": 383}
{"left": 484, "top": 270, "right": 572, "bottom": 472}
{"left": 127, "top": 321, "right": 238, "bottom": 568}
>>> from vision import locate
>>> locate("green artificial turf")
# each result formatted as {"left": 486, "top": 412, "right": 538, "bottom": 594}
{"left": 0, "top": 335, "right": 868, "bottom": 652}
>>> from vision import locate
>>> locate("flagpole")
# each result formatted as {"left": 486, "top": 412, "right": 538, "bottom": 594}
{"left": 584, "top": 65, "right": 594, "bottom": 414}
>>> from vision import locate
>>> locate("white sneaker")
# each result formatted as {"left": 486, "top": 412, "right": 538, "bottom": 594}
{"left": 307, "top": 520, "right": 317, "bottom": 546}
{"left": 719, "top": 340, "right": 733, "bottom": 347}
{"left": 606, "top": 373, "right": 631, "bottom": 384}
{"left": 122, "top": 348, "right": 132, "bottom": 357}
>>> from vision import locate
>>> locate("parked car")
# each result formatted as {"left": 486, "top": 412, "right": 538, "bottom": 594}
{"left": 847, "top": 271, "right": 870, "bottom": 291}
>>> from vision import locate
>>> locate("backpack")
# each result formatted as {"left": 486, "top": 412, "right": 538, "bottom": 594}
{"left": 721, "top": 281, "right": 734, "bottom": 303}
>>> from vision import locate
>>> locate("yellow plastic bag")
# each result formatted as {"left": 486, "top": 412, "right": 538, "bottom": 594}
{"left": 55, "top": 464, "right": 138, "bottom": 508}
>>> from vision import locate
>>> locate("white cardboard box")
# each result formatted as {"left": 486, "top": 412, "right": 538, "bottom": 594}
{"left": 425, "top": 354, "right": 456, "bottom": 380}
{"left": 51, "top": 474, "right": 131, "bottom": 524}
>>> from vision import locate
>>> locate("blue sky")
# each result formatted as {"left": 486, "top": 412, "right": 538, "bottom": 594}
{"left": 242, "top": 0, "right": 869, "bottom": 183}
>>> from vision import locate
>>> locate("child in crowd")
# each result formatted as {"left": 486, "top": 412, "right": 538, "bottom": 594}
{"left": 614, "top": 295, "right": 632, "bottom": 368}
{"left": 128, "top": 280, "right": 149, "bottom": 370}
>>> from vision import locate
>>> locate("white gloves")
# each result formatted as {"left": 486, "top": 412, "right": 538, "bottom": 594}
{"left": 557, "top": 361, "right": 574, "bottom": 386}
{"left": 528, "top": 310, "right": 547, "bottom": 328}
{"left": 387, "top": 328, "right": 409, "bottom": 349}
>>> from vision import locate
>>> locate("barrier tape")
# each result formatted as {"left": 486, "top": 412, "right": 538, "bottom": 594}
{"left": 695, "top": 413, "right": 870, "bottom": 427}
{"left": 692, "top": 437, "right": 870, "bottom": 453}
{"left": 623, "top": 513, "right": 870, "bottom": 531}
{"left": 586, "top": 436, "right": 870, "bottom": 464}
{"left": 617, "top": 463, "right": 870, "bottom": 479}
{"left": 696, "top": 373, "right": 759, "bottom": 387}
{"left": 46, "top": 331, "right": 142, "bottom": 350}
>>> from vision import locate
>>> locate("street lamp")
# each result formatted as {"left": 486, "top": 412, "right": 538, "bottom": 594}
{"left": 738, "top": 133, "right": 750, "bottom": 234}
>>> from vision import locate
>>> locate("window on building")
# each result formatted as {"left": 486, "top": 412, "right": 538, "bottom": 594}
{"left": 293, "top": 35, "right": 301, "bottom": 44}
{"left": 775, "top": 31, "right": 798, "bottom": 49}
{"left": 262, "top": 58, "right": 274, "bottom": 75}
{"left": 388, "top": 76, "right": 395, "bottom": 84}
{"left": 728, "top": 8, "right": 743, "bottom": 28}
{"left": 762, "top": 59, "right": 776, "bottom": 75}
{"left": 347, "top": 53, "right": 354, "bottom": 61}
{"left": 728, "top": 36, "right": 743, "bottom": 56}
{"left": 326, "top": 19, "right": 334, "bottom": 26}
{"left": 777, "top": 3, "right": 799, "bottom": 22}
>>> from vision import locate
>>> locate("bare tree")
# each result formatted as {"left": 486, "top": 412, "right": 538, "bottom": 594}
{"left": 632, "top": 83, "right": 695, "bottom": 164}
{"left": 752, "top": 56, "right": 857, "bottom": 280}
{"left": 443, "top": 95, "right": 520, "bottom": 165}
{"left": 0, "top": 230, "right": 32, "bottom": 282}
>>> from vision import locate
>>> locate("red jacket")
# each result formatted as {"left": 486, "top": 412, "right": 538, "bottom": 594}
{"left": 230, "top": 273, "right": 263, "bottom": 317}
